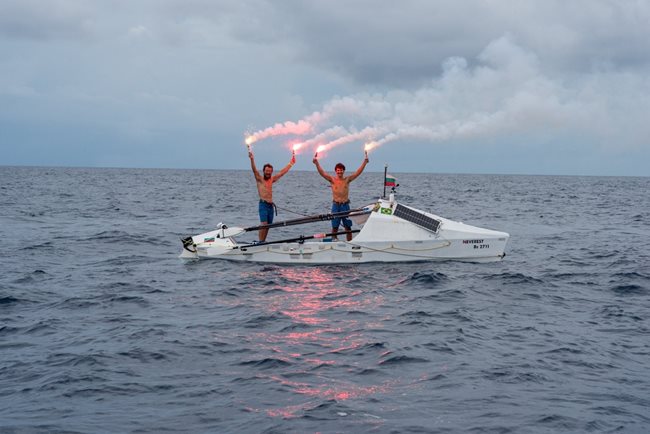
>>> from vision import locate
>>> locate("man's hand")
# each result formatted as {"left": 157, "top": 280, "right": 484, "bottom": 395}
{"left": 364, "top": 151, "right": 369, "bottom": 164}
{"left": 291, "top": 154, "right": 296, "bottom": 165}
{"left": 249, "top": 151, "right": 254, "bottom": 160}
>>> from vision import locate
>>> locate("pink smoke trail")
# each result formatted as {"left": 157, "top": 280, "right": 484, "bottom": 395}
{"left": 319, "top": 126, "right": 387, "bottom": 153}
{"left": 245, "top": 119, "right": 313, "bottom": 146}
{"left": 245, "top": 95, "right": 389, "bottom": 146}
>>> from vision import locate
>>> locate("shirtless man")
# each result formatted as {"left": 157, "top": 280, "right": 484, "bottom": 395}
{"left": 249, "top": 150, "right": 295, "bottom": 242}
{"left": 313, "top": 152, "right": 369, "bottom": 241}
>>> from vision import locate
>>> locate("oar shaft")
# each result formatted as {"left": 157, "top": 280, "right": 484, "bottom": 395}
{"left": 238, "top": 230, "right": 361, "bottom": 248}
{"left": 243, "top": 208, "right": 370, "bottom": 232}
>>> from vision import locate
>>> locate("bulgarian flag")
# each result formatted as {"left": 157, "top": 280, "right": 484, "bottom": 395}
{"left": 384, "top": 174, "right": 397, "bottom": 187}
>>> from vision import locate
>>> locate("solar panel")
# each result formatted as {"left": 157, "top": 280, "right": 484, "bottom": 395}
{"left": 393, "top": 204, "right": 441, "bottom": 233}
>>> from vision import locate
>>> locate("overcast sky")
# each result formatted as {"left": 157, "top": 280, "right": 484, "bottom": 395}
{"left": 1, "top": 0, "right": 649, "bottom": 175}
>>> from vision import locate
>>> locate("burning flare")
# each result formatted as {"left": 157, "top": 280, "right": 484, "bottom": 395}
{"left": 364, "top": 141, "right": 379, "bottom": 152}
{"left": 314, "top": 145, "right": 326, "bottom": 158}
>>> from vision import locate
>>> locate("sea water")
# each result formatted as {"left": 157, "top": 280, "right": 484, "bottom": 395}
{"left": 1, "top": 166, "right": 649, "bottom": 433}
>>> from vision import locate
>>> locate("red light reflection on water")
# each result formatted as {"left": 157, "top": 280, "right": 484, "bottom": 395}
{"left": 261, "top": 375, "right": 397, "bottom": 418}
{"left": 269, "top": 374, "right": 394, "bottom": 401}
{"left": 237, "top": 266, "right": 405, "bottom": 419}
{"left": 247, "top": 266, "right": 381, "bottom": 359}
{"left": 267, "top": 267, "right": 369, "bottom": 325}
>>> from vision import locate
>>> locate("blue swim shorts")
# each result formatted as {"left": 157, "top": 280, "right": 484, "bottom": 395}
{"left": 259, "top": 200, "right": 275, "bottom": 224}
{"left": 331, "top": 201, "right": 352, "bottom": 229}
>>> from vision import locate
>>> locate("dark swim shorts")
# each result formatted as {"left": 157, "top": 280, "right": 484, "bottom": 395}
{"left": 331, "top": 201, "right": 351, "bottom": 229}
{"left": 259, "top": 200, "right": 275, "bottom": 224}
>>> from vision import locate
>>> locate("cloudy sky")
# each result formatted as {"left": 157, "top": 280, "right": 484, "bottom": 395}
{"left": 1, "top": 0, "right": 649, "bottom": 175}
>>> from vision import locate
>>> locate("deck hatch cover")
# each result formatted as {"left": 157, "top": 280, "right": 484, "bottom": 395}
{"left": 393, "top": 204, "right": 441, "bottom": 233}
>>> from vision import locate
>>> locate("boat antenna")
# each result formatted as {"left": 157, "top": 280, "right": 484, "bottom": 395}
{"left": 383, "top": 163, "right": 388, "bottom": 198}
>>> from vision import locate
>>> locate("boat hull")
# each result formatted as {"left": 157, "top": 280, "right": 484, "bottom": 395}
{"left": 184, "top": 235, "right": 508, "bottom": 264}
{"left": 180, "top": 198, "right": 509, "bottom": 264}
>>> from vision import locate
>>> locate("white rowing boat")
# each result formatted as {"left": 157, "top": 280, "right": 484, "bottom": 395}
{"left": 180, "top": 193, "right": 509, "bottom": 264}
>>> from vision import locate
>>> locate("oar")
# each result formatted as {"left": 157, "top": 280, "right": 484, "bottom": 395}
{"left": 185, "top": 207, "right": 372, "bottom": 246}
{"left": 242, "top": 208, "right": 371, "bottom": 233}
{"left": 235, "top": 230, "right": 361, "bottom": 248}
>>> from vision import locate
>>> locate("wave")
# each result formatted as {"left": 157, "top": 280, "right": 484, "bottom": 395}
{"left": 102, "top": 295, "right": 150, "bottom": 306}
{"left": 328, "top": 342, "right": 387, "bottom": 356}
{"left": 82, "top": 230, "right": 169, "bottom": 247}
{"left": 485, "top": 272, "right": 545, "bottom": 285}
{"left": 422, "top": 342, "right": 455, "bottom": 354}
{"left": 86, "top": 255, "right": 159, "bottom": 267}
{"left": 599, "top": 305, "right": 643, "bottom": 321}
{"left": 0, "top": 325, "right": 20, "bottom": 336}
{"left": 610, "top": 284, "right": 647, "bottom": 295}
{"left": 11, "top": 269, "right": 48, "bottom": 284}
{"left": 23, "top": 320, "right": 60, "bottom": 336}
{"left": 279, "top": 323, "right": 314, "bottom": 332}
{"left": 399, "top": 310, "right": 435, "bottom": 318}
{"left": 97, "top": 281, "right": 156, "bottom": 292}
{"left": 611, "top": 271, "right": 650, "bottom": 280}
{"left": 544, "top": 346, "right": 583, "bottom": 355}
{"left": 482, "top": 368, "right": 549, "bottom": 384}
{"left": 56, "top": 297, "right": 100, "bottom": 309}
{"left": 117, "top": 348, "right": 171, "bottom": 363}
{"left": 238, "top": 357, "right": 292, "bottom": 369}
{"left": 243, "top": 313, "right": 290, "bottom": 328}
{"left": 20, "top": 242, "right": 56, "bottom": 251}
{"left": 46, "top": 352, "right": 112, "bottom": 368}
{"left": 416, "top": 289, "right": 465, "bottom": 301}
{"left": 355, "top": 368, "right": 382, "bottom": 375}
{"left": 378, "top": 355, "right": 429, "bottom": 365}
{"left": 0, "top": 295, "right": 24, "bottom": 305}
{"left": 534, "top": 414, "right": 581, "bottom": 430}
{"left": 397, "top": 272, "right": 448, "bottom": 288}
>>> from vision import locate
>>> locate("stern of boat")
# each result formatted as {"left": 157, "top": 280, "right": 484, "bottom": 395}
{"left": 179, "top": 224, "right": 243, "bottom": 259}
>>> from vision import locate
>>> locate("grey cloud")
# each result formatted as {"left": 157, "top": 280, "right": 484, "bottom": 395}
{"left": 211, "top": 0, "right": 650, "bottom": 85}
{"left": 0, "top": 0, "right": 95, "bottom": 40}
{"left": 6, "top": 0, "right": 648, "bottom": 84}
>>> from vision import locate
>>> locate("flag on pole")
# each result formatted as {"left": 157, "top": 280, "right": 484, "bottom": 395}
{"left": 384, "top": 175, "right": 397, "bottom": 187}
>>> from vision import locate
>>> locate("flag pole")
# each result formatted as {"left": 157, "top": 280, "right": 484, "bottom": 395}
{"left": 383, "top": 163, "right": 388, "bottom": 198}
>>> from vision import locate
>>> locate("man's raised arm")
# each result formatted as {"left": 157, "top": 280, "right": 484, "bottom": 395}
{"left": 272, "top": 152, "right": 296, "bottom": 182}
{"left": 249, "top": 151, "right": 262, "bottom": 181}
{"left": 348, "top": 152, "right": 370, "bottom": 182}
{"left": 313, "top": 157, "right": 333, "bottom": 182}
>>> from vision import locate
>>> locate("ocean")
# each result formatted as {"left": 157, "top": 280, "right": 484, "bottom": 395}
{"left": 1, "top": 166, "right": 649, "bottom": 433}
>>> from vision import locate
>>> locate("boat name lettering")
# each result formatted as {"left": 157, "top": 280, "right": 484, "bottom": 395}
{"left": 462, "top": 239, "right": 483, "bottom": 244}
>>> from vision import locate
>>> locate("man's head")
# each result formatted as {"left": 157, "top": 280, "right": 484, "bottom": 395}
{"left": 263, "top": 163, "right": 273, "bottom": 180}
{"left": 334, "top": 163, "right": 345, "bottom": 178}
